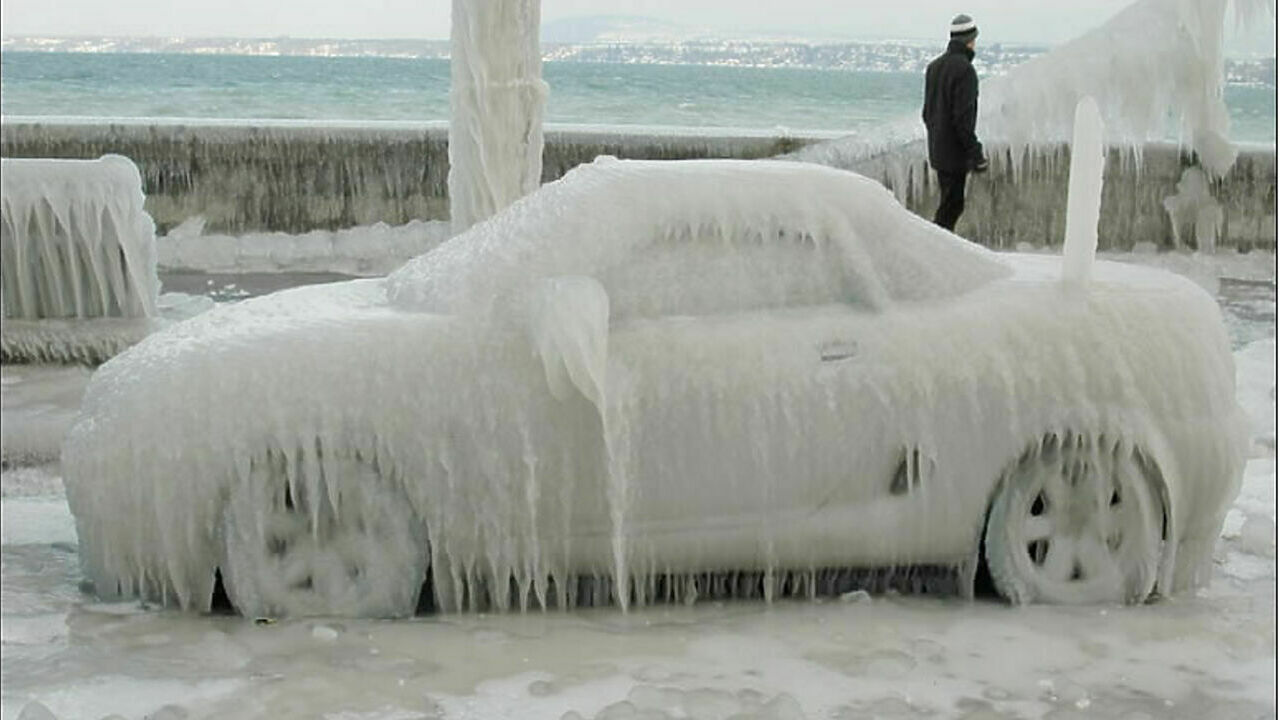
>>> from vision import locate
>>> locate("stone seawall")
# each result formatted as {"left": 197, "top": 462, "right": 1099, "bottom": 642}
{"left": 2, "top": 120, "right": 1274, "bottom": 250}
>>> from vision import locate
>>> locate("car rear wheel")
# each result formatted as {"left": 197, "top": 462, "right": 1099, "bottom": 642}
{"left": 220, "top": 450, "right": 428, "bottom": 618}
{"left": 985, "top": 435, "right": 1162, "bottom": 605}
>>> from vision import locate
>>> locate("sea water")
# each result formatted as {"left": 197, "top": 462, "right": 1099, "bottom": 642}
{"left": 4, "top": 51, "right": 1272, "bottom": 141}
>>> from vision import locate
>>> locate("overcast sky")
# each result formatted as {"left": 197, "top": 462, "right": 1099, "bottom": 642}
{"left": 1, "top": 0, "right": 1274, "bottom": 52}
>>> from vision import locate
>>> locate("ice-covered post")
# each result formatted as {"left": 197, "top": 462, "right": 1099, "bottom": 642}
{"left": 448, "top": 0, "right": 548, "bottom": 235}
{"left": 1062, "top": 97, "right": 1105, "bottom": 293}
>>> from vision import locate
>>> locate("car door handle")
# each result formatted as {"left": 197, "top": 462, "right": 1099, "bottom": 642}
{"left": 818, "top": 340, "right": 859, "bottom": 362}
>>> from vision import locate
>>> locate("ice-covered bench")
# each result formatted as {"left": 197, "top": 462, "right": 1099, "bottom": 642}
{"left": 1, "top": 155, "right": 161, "bottom": 363}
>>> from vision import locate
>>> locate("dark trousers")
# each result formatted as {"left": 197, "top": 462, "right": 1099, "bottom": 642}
{"left": 933, "top": 169, "right": 968, "bottom": 231}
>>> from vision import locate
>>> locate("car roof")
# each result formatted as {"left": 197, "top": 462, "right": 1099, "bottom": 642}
{"left": 388, "top": 158, "right": 1011, "bottom": 317}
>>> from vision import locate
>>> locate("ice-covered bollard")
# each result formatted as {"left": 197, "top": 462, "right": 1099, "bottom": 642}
{"left": 1061, "top": 97, "right": 1105, "bottom": 292}
{"left": 1, "top": 154, "right": 160, "bottom": 320}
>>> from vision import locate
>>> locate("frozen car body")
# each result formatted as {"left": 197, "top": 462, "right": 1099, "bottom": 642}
{"left": 62, "top": 158, "right": 1248, "bottom": 616}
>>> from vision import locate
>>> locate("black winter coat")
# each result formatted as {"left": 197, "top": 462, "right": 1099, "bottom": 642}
{"left": 922, "top": 41, "right": 985, "bottom": 173}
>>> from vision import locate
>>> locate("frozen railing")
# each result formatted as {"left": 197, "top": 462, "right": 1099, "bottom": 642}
{"left": 1, "top": 154, "right": 160, "bottom": 321}
{"left": 1, "top": 155, "right": 162, "bottom": 363}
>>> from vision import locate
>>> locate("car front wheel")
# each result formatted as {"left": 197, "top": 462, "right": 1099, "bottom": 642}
{"left": 984, "top": 435, "right": 1162, "bottom": 605}
{"left": 219, "top": 449, "right": 428, "bottom": 618}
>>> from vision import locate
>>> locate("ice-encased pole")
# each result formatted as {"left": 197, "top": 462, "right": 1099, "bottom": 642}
{"left": 1062, "top": 97, "right": 1105, "bottom": 292}
{"left": 448, "top": 0, "right": 548, "bottom": 235}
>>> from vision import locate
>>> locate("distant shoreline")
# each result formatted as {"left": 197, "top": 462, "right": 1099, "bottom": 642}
{"left": 2, "top": 42, "right": 1272, "bottom": 85}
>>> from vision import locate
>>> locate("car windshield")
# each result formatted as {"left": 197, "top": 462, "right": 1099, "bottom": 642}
{"left": 387, "top": 158, "right": 1011, "bottom": 319}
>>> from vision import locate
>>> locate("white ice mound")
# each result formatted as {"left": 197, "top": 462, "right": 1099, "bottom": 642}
{"left": 389, "top": 158, "right": 1011, "bottom": 320}
{"left": 1, "top": 155, "right": 159, "bottom": 320}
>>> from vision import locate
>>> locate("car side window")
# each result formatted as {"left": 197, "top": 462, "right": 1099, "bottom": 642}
{"left": 596, "top": 225, "right": 878, "bottom": 321}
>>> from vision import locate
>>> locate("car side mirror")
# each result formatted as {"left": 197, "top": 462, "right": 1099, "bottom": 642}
{"left": 528, "top": 275, "right": 610, "bottom": 412}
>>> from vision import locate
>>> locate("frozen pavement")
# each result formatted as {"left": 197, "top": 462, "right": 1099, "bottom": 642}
{"left": 1, "top": 253, "right": 1274, "bottom": 720}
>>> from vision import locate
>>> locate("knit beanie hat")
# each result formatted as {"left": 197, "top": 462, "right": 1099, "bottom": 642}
{"left": 950, "top": 14, "right": 979, "bottom": 43}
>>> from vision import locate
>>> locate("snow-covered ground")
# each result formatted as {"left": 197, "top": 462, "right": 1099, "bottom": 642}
{"left": 1, "top": 251, "right": 1274, "bottom": 720}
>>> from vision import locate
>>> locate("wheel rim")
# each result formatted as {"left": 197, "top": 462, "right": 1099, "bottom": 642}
{"left": 221, "top": 451, "right": 427, "bottom": 618}
{"left": 992, "top": 441, "right": 1160, "bottom": 604}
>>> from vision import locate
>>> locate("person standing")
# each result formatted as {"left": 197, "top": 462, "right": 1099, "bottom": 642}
{"left": 922, "top": 14, "right": 989, "bottom": 232}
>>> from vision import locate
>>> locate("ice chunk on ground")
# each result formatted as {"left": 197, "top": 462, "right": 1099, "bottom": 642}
{"left": 1, "top": 155, "right": 159, "bottom": 320}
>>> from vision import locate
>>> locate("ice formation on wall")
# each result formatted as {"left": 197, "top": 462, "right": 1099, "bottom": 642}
{"left": 792, "top": 0, "right": 1273, "bottom": 194}
{"left": 1, "top": 120, "right": 822, "bottom": 236}
{"left": 1163, "top": 166, "right": 1225, "bottom": 252}
{"left": 158, "top": 218, "right": 451, "bottom": 276}
{"left": 1062, "top": 97, "right": 1106, "bottom": 292}
{"left": 63, "top": 159, "right": 1247, "bottom": 616}
{"left": 448, "top": 0, "right": 548, "bottom": 234}
{"left": 980, "top": 0, "right": 1269, "bottom": 177}
{"left": 1, "top": 155, "right": 159, "bottom": 320}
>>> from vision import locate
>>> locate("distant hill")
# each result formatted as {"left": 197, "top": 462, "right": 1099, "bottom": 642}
{"left": 541, "top": 15, "right": 707, "bottom": 45}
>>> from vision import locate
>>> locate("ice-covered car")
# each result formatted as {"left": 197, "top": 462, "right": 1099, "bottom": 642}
{"left": 63, "top": 158, "right": 1248, "bottom": 618}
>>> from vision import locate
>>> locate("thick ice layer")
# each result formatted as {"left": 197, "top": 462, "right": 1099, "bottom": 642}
{"left": 1, "top": 155, "right": 159, "bottom": 320}
{"left": 61, "top": 160, "right": 1248, "bottom": 616}
{"left": 448, "top": 0, "right": 548, "bottom": 234}
{"left": 157, "top": 218, "right": 451, "bottom": 276}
